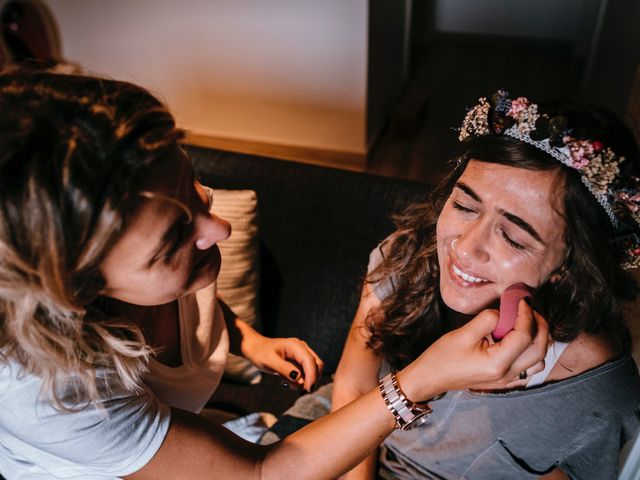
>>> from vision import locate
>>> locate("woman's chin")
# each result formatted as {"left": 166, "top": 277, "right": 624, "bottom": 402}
{"left": 440, "top": 286, "right": 493, "bottom": 316}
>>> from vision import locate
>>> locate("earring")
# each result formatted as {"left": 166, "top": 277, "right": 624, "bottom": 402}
{"left": 549, "top": 266, "right": 567, "bottom": 284}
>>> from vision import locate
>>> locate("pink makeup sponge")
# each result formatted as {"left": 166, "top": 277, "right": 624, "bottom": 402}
{"left": 492, "top": 283, "right": 533, "bottom": 341}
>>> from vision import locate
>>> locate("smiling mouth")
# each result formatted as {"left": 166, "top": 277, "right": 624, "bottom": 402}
{"left": 451, "top": 263, "right": 489, "bottom": 284}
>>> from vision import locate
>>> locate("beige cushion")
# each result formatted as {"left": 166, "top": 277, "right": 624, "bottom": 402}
{"left": 207, "top": 187, "right": 262, "bottom": 385}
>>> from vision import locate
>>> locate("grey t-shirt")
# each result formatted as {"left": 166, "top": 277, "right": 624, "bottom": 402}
{"left": 369, "top": 246, "right": 640, "bottom": 480}
{"left": 378, "top": 356, "right": 639, "bottom": 479}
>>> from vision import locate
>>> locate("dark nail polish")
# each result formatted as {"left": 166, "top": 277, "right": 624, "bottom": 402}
{"left": 281, "top": 382, "right": 289, "bottom": 389}
{"left": 289, "top": 370, "right": 298, "bottom": 380}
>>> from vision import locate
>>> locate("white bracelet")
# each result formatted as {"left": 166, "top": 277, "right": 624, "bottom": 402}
{"left": 378, "top": 370, "right": 433, "bottom": 431}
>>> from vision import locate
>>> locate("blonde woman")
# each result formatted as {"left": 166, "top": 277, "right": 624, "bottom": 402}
{"left": 0, "top": 70, "right": 545, "bottom": 479}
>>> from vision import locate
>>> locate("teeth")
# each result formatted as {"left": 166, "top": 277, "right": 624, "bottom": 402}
{"left": 452, "top": 264, "right": 487, "bottom": 283}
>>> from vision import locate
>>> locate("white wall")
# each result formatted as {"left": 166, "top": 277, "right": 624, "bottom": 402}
{"left": 48, "top": 0, "right": 369, "bottom": 155}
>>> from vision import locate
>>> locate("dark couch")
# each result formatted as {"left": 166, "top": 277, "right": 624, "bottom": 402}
{"left": 188, "top": 146, "right": 429, "bottom": 416}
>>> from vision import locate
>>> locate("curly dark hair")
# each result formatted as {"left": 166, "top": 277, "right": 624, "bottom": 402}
{"left": 366, "top": 100, "right": 640, "bottom": 370}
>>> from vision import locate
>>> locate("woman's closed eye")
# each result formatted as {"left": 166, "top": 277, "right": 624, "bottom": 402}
{"left": 159, "top": 179, "right": 210, "bottom": 263}
{"left": 452, "top": 200, "right": 476, "bottom": 213}
{"left": 452, "top": 200, "right": 527, "bottom": 251}
{"left": 164, "top": 217, "right": 193, "bottom": 262}
{"left": 499, "top": 227, "right": 526, "bottom": 250}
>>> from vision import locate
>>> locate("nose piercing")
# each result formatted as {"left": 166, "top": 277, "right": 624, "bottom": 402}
{"left": 451, "top": 239, "right": 459, "bottom": 251}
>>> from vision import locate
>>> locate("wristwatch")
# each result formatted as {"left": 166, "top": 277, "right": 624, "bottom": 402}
{"left": 378, "top": 370, "right": 434, "bottom": 431}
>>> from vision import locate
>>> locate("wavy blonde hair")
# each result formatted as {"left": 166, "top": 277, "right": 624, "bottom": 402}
{"left": 0, "top": 67, "right": 183, "bottom": 409}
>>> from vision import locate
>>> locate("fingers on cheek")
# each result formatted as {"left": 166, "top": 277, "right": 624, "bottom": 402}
{"left": 533, "top": 310, "right": 549, "bottom": 336}
{"left": 504, "top": 329, "right": 534, "bottom": 354}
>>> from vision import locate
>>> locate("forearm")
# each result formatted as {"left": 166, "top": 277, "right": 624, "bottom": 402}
{"left": 331, "top": 300, "right": 385, "bottom": 480}
{"left": 261, "top": 388, "right": 393, "bottom": 480}
{"left": 332, "top": 377, "right": 379, "bottom": 479}
{"left": 338, "top": 452, "right": 377, "bottom": 480}
{"left": 262, "top": 368, "right": 436, "bottom": 480}
{"left": 219, "top": 297, "right": 261, "bottom": 357}
{"left": 232, "top": 318, "right": 262, "bottom": 358}
{"left": 131, "top": 385, "right": 400, "bottom": 480}
{"left": 332, "top": 368, "right": 379, "bottom": 412}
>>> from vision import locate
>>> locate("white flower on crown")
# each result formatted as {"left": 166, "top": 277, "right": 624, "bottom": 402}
{"left": 459, "top": 97, "right": 490, "bottom": 141}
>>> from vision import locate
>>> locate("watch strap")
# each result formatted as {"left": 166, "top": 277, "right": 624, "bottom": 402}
{"left": 378, "top": 370, "right": 433, "bottom": 430}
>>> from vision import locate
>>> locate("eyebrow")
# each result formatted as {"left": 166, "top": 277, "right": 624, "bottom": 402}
{"left": 454, "top": 182, "right": 545, "bottom": 245}
{"left": 455, "top": 182, "right": 481, "bottom": 202}
{"left": 145, "top": 158, "right": 198, "bottom": 266}
{"left": 147, "top": 212, "right": 184, "bottom": 267}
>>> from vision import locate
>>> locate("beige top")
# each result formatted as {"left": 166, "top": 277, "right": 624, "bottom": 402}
{"left": 143, "top": 281, "right": 229, "bottom": 413}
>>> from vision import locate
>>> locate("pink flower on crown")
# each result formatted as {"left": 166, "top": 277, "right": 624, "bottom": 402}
{"left": 507, "top": 97, "right": 530, "bottom": 117}
{"left": 568, "top": 140, "right": 594, "bottom": 169}
{"left": 618, "top": 192, "right": 640, "bottom": 213}
{"left": 507, "top": 97, "right": 539, "bottom": 134}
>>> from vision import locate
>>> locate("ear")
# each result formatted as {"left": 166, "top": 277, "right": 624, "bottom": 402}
{"left": 549, "top": 272, "right": 563, "bottom": 283}
{"left": 548, "top": 265, "right": 567, "bottom": 284}
{"left": 549, "top": 246, "right": 571, "bottom": 284}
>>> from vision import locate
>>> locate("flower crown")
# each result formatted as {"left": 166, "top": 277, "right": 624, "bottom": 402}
{"left": 458, "top": 90, "right": 640, "bottom": 269}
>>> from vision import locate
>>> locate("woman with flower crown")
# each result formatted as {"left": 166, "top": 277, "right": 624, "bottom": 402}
{"left": 262, "top": 91, "right": 640, "bottom": 479}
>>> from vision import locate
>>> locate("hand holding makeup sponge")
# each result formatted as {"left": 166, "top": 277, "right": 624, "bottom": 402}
{"left": 492, "top": 283, "right": 533, "bottom": 341}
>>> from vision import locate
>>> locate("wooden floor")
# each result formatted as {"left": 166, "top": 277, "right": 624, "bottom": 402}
{"left": 366, "top": 34, "right": 585, "bottom": 184}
